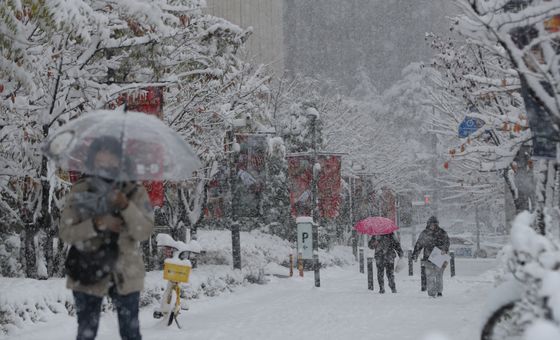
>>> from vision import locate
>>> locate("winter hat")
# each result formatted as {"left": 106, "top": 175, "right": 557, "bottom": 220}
{"left": 427, "top": 216, "right": 439, "bottom": 226}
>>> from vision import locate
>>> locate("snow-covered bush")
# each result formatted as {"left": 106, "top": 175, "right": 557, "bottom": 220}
{"left": 486, "top": 212, "right": 560, "bottom": 338}
{"left": 0, "top": 233, "right": 23, "bottom": 278}
{"left": 0, "top": 228, "right": 355, "bottom": 335}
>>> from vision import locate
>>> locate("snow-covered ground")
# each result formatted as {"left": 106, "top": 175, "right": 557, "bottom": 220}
{"left": 2, "top": 258, "right": 497, "bottom": 340}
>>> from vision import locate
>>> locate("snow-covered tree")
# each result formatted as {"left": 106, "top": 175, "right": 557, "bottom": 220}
{"left": 0, "top": 0, "right": 276, "bottom": 277}
{"left": 453, "top": 1, "right": 560, "bottom": 336}
{"left": 458, "top": 0, "right": 560, "bottom": 124}
{"left": 261, "top": 137, "right": 292, "bottom": 240}
{"left": 426, "top": 31, "right": 534, "bottom": 215}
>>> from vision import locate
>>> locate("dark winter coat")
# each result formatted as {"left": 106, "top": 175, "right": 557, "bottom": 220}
{"left": 369, "top": 234, "right": 404, "bottom": 262}
{"left": 411, "top": 225, "right": 450, "bottom": 261}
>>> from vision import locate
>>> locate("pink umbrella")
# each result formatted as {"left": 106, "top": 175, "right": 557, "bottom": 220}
{"left": 354, "top": 217, "right": 399, "bottom": 236}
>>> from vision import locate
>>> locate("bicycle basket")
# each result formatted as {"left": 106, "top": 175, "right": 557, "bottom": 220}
{"left": 163, "top": 259, "right": 191, "bottom": 283}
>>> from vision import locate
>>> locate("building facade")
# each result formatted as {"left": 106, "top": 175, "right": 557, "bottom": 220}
{"left": 205, "top": 0, "right": 285, "bottom": 74}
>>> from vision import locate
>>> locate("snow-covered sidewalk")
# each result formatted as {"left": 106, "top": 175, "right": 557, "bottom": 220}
{"left": 4, "top": 258, "right": 496, "bottom": 340}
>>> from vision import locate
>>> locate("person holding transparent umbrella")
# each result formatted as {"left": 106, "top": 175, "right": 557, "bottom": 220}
{"left": 44, "top": 110, "right": 201, "bottom": 340}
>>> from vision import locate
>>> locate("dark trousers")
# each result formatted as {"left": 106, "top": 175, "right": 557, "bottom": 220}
{"left": 73, "top": 286, "right": 141, "bottom": 340}
{"left": 376, "top": 258, "right": 396, "bottom": 292}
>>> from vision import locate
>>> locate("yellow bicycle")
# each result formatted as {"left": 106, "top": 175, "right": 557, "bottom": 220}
{"left": 153, "top": 234, "right": 199, "bottom": 328}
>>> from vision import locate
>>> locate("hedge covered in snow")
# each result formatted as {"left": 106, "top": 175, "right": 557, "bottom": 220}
{"left": 0, "top": 230, "right": 354, "bottom": 335}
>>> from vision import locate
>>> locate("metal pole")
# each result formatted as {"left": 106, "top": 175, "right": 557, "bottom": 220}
{"left": 359, "top": 248, "right": 364, "bottom": 273}
{"left": 475, "top": 204, "right": 480, "bottom": 257}
{"left": 450, "top": 251, "right": 456, "bottom": 277}
{"left": 232, "top": 222, "right": 241, "bottom": 270}
{"left": 367, "top": 257, "right": 374, "bottom": 290}
{"left": 313, "top": 223, "right": 320, "bottom": 287}
{"left": 350, "top": 176, "right": 358, "bottom": 259}
{"left": 352, "top": 230, "right": 358, "bottom": 260}
{"left": 298, "top": 252, "right": 304, "bottom": 277}
{"left": 407, "top": 250, "right": 413, "bottom": 276}
{"left": 310, "top": 115, "right": 318, "bottom": 223}
{"left": 313, "top": 251, "right": 320, "bottom": 287}
{"left": 289, "top": 254, "right": 294, "bottom": 277}
{"left": 395, "top": 195, "right": 400, "bottom": 239}
{"left": 411, "top": 223, "right": 417, "bottom": 251}
{"left": 310, "top": 115, "right": 320, "bottom": 288}
{"left": 420, "top": 262, "right": 427, "bottom": 291}
{"left": 228, "top": 130, "right": 242, "bottom": 270}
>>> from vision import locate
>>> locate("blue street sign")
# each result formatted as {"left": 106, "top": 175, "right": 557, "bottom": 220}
{"left": 458, "top": 116, "right": 486, "bottom": 138}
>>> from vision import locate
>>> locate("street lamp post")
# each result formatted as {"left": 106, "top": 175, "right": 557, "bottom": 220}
{"left": 228, "top": 115, "right": 252, "bottom": 271}
{"left": 227, "top": 129, "right": 242, "bottom": 270}
{"left": 350, "top": 175, "right": 358, "bottom": 259}
{"left": 307, "top": 109, "right": 320, "bottom": 288}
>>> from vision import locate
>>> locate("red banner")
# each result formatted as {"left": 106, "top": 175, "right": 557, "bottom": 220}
{"left": 113, "top": 87, "right": 165, "bottom": 207}
{"left": 287, "top": 155, "right": 313, "bottom": 217}
{"left": 379, "top": 187, "right": 396, "bottom": 223}
{"left": 317, "top": 155, "right": 342, "bottom": 218}
{"left": 352, "top": 174, "right": 374, "bottom": 221}
{"left": 109, "top": 87, "right": 164, "bottom": 119}
{"left": 287, "top": 154, "right": 342, "bottom": 219}
{"left": 204, "top": 165, "right": 228, "bottom": 220}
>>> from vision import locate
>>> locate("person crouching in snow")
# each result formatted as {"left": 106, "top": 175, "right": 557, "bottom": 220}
{"left": 59, "top": 136, "right": 154, "bottom": 340}
{"left": 411, "top": 216, "right": 450, "bottom": 298}
{"left": 369, "top": 232, "right": 403, "bottom": 293}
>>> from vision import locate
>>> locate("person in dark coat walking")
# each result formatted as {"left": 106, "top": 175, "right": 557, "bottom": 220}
{"left": 412, "top": 216, "right": 450, "bottom": 298}
{"left": 369, "top": 232, "right": 403, "bottom": 293}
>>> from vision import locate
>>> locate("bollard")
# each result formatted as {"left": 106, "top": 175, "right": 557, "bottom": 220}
{"left": 298, "top": 253, "right": 304, "bottom": 277}
{"left": 231, "top": 222, "right": 242, "bottom": 270}
{"left": 367, "top": 257, "right": 374, "bottom": 290}
{"left": 359, "top": 248, "right": 364, "bottom": 273}
{"left": 450, "top": 251, "right": 456, "bottom": 277}
{"left": 289, "top": 254, "right": 294, "bottom": 277}
{"left": 352, "top": 230, "right": 358, "bottom": 259}
{"left": 312, "top": 223, "right": 320, "bottom": 288}
{"left": 420, "top": 261, "right": 427, "bottom": 291}
{"left": 407, "top": 250, "right": 413, "bottom": 276}
{"left": 313, "top": 252, "right": 321, "bottom": 288}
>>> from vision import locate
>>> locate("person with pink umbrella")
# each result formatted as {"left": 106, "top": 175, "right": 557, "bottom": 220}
{"left": 354, "top": 217, "right": 403, "bottom": 293}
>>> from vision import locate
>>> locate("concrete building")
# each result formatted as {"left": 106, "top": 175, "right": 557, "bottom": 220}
{"left": 205, "top": 0, "right": 285, "bottom": 75}
{"left": 205, "top": 1, "right": 457, "bottom": 90}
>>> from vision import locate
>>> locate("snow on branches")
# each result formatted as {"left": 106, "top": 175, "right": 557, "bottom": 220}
{"left": 0, "top": 0, "right": 274, "bottom": 277}
{"left": 457, "top": 0, "right": 560, "bottom": 127}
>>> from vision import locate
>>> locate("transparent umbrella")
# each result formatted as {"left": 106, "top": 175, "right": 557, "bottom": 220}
{"left": 43, "top": 110, "right": 201, "bottom": 181}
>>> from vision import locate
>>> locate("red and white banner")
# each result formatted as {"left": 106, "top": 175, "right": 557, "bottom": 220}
{"left": 287, "top": 153, "right": 342, "bottom": 219}
{"left": 110, "top": 87, "right": 165, "bottom": 207}
{"left": 379, "top": 187, "right": 397, "bottom": 223}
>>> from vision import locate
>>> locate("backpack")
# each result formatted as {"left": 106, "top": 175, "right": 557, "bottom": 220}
{"left": 65, "top": 232, "right": 119, "bottom": 285}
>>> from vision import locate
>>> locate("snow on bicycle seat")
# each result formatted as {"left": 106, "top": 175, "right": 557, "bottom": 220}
{"left": 156, "top": 233, "right": 203, "bottom": 253}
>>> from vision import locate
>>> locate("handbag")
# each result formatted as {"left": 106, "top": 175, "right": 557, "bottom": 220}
{"left": 65, "top": 232, "right": 119, "bottom": 285}
{"left": 394, "top": 256, "right": 406, "bottom": 273}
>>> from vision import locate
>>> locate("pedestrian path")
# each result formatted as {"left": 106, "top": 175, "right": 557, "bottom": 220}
{"left": 10, "top": 259, "right": 497, "bottom": 340}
